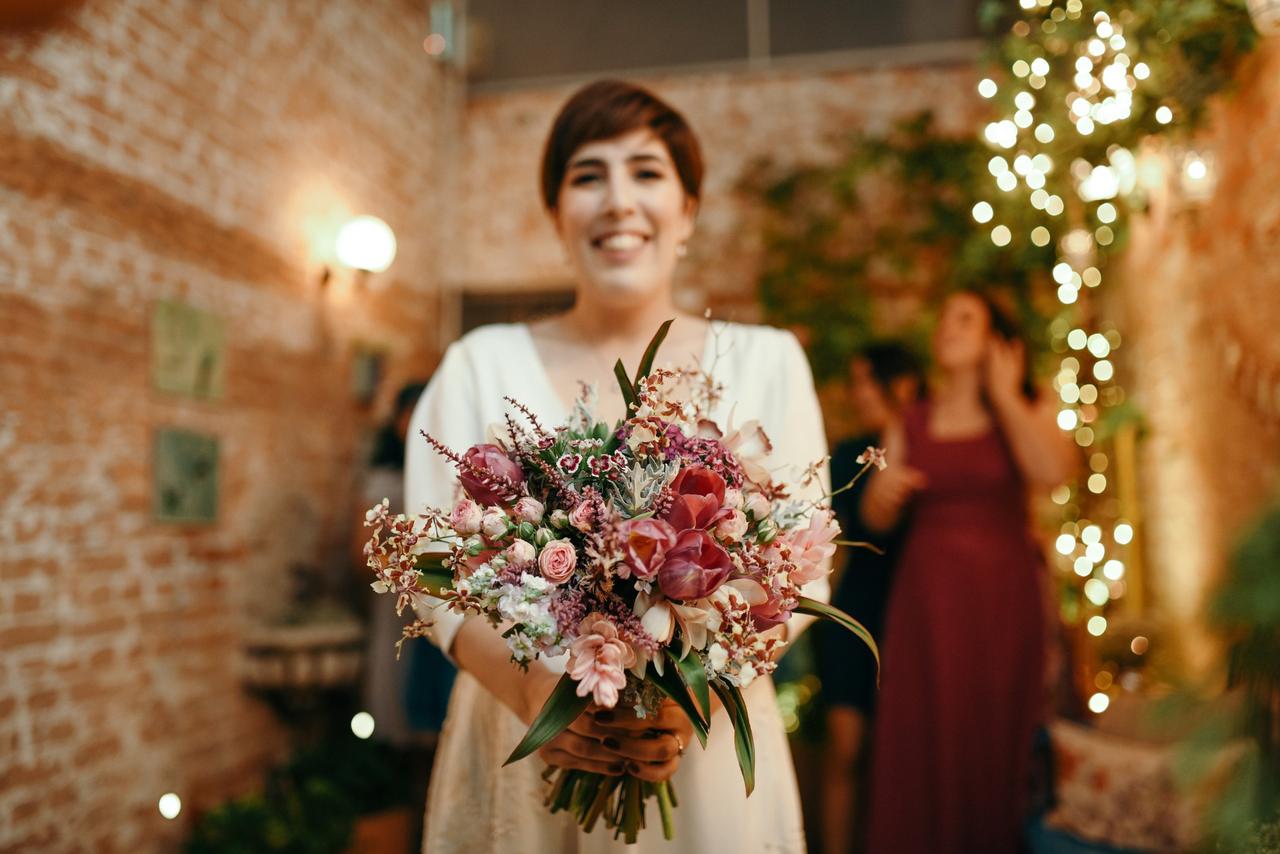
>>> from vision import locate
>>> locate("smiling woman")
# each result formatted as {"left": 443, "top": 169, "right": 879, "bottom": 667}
{"left": 405, "top": 79, "right": 833, "bottom": 853}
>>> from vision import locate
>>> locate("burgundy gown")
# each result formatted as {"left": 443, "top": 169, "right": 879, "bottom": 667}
{"left": 866, "top": 401, "right": 1046, "bottom": 854}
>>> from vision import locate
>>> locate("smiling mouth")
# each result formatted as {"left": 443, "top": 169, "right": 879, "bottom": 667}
{"left": 591, "top": 233, "right": 650, "bottom": 251}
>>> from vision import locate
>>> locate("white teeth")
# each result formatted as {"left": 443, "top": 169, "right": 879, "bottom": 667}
{"left": 598, "top": 233, "right": 645, "bottom": 251}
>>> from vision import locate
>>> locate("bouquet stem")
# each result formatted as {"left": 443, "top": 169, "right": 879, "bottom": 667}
{"left": 544, "top": 768, "right": 678, "bottom": 841}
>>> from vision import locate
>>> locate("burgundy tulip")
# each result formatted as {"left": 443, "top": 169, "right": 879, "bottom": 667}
{"left": 657, "top": 530, "right": 733, "bottom": 601}
{"left": 458, "top": 444, "right": 525, "bottom": 506}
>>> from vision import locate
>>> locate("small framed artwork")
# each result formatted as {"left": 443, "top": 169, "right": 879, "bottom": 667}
{"left": 153, "top": 428, "right": 219, "bottom": 523}
{"left": 151, "top": 300, "right": 225, "bottom": 399}
{"left": 351, "top": 344, "right": 386, "bottom": 406}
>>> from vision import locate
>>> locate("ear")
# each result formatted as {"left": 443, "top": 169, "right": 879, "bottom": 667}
{"left": 678, "top": 196, "right": 698, "bottom": 242}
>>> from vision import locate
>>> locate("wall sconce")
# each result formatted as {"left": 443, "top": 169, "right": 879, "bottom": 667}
{"left": 319, "top": 215, "right": 397, "bottom": 289}
{"left": 1179, "top": 151, "right": 1217, "bottom": 205}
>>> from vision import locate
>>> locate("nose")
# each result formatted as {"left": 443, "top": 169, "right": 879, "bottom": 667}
{"left": 603, "top": 172, "right": 637, "bottom": 217}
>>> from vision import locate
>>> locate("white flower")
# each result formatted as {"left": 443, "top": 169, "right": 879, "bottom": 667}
{"left": 737, "top": 663, "right": 758, "bottom": 688}
{"left": 707, "top": 643, "right": 728, "bottom": 672}
{"left": 370, "top": 579, "right": 392, "bottom": 594}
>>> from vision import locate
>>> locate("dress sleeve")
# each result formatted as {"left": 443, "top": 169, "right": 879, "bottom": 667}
{"left": 404, "top": 339, "right": 481, "bottom": 657}
{"left": 770, "top": 330, "right": 832, "bottom": 641}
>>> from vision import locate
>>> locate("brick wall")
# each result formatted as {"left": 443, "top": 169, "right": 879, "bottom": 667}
{"left": 1119, "top": 39, "right": 1280, "bottom": 667}
{"left": 0, "top": 2, "right": 460, "bottom": 850}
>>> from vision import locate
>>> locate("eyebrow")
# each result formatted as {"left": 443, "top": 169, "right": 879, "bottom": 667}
{"left": 567, "top": 153, "right": 667, "bottom": 170}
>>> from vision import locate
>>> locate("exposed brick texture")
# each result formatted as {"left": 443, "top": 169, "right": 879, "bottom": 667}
{"left": 0, "top": 2, "right": 461, "bottom": 851}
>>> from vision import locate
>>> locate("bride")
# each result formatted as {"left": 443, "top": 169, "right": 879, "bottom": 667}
{"left": 406, "top": 79, "right": 831, "bottom": 852}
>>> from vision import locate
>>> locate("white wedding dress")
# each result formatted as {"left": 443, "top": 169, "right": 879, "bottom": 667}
{"left": 405, "top": 321, "right": 831, "bottom": 853}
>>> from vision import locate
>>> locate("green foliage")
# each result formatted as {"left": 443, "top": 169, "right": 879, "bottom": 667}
{"left": 185, "top": 735, "right": 409, "bottom": 854}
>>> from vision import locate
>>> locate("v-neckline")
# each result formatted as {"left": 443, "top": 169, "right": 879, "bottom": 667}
{"left": 517, "top": 320, "right": 719, "bottom": 422}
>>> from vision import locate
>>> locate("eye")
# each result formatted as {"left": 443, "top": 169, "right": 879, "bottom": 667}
{"left": 635, "top": 169, "right": 663, "bottom": 180}
{"left": 570, "top": 172, "right": 601, "bottom": 186}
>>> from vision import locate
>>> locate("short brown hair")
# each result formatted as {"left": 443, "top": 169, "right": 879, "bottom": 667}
{"left": 540, "top": 80, "right": 704, "bottom": 211}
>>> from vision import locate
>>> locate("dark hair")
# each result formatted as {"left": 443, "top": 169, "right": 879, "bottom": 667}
{"left": 369, "top": 381, "right": 428, "bottom": 469}
{"left": 540, "top": 80, "right": 704, "bottom": 212}
{"left": 856, "top": 341, "right": 926, "bottom": 399}
{"left": 955, "top": 289, "right": 1037, "bottom": 401}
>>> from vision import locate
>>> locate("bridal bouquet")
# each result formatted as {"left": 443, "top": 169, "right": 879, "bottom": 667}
{"left": 364, "top": 321, "right": 882, "bottom": 842}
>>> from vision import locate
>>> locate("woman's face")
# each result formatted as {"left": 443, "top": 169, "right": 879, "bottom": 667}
{"left": 849, "top": 358, "right": 894, "bottom": 434}
{"left": 933, "top": 293, "right": 993, "bottom": 371}
{"left": 553, "top": 128, "right": 696, "bottom": 307}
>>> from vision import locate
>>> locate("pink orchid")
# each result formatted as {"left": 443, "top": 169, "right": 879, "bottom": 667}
{"left": 568, "top": 615, "right": 636, "bottom": 708}
{"left": 699, "top": 416, "right": 774, "bottom": 486}
{"left": 784, "top": 509, "right": 840, "bottom": 585}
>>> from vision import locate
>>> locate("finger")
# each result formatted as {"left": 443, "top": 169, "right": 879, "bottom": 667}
{"left": 540, "top": 746, "right": 626, "bottom": 776}
{"left": 599, "top": 732, "right": 682, "bottom": 764}
{"left": 625, "top": 757, "right": 680, "bottom": 783}
{"left": 553, "top": 731, "right": 621, "bottom": 765}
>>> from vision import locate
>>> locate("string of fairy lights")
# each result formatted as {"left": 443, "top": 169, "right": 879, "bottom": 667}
{"left": 974, "top": 0, "right": 1191, "bottom": 715}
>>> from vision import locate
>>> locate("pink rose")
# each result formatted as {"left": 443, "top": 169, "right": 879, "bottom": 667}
{"left": 658, "top": 530, "right": 733, "bottom": 601}
{"left": 662, "top": 465, "right": 727, "bottom": 531}
{"left": 449, "top": 498, "right": 482, "bottom": 535}
{"left": 785, "top": 510, "right": 840, "bottom": 585}
{"left": 617, "top": 518, "right": 679, "bottom": 580}
{"left": 568, "top": 500, "right": 595, "bottom": 533}
{"left": 538, "top": 538, "right": 578, "bottom": 584}
{"left": 480, "top": 508, "right": 509, "bottom": 541}
{"left": 505, "top": 539, "right": 536, "bottom": 566}
{"left": 714, "top": 508, "right": 749, "bottom": 542}
{"left": 568, "top": 614, "right": 636, "bottom": 708}
{"left": 514, "top": 497, "right": 545, "bottom": 525}
{"left": 458, "top": 444, "right": 525, "bottom": 506}
{"left": 744, "top": 492, "right": 772, "bottom": 521}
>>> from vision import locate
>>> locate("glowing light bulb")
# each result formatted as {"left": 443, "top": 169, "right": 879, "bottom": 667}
{"left": 1058, "top": 409, "right": 1079, "bottom": 431}
{"left": 1084, "top": 578, "right": 1110, "bottom": 606}
{"left": 1103, "top": 559, "right": 1125, "bottom": 580}
{"left": 978, "top": 78, "right": 999, "bottom": 98}
{"left": 1156, "top": 106, "right": 1173, "bottom": 124}
{"left": 1134, "top": 62, "right": 1150, "bottom": 80}
{"left": 972, "top": 201, "right": 994, "bottom": 223}
{"left": 1087, "top": 616, "right": 1107, "bottom": 636}
{"left": 1035, "top": 123, "right": 1055, "bottom": 143}
{"left": 1055, "top": 533, "right": 1077, "bottom": 555}
{"left": 1089, "top": 692, "right": 1110, "bottom": 713}
{"left": 1081, "top": 525, "right": 1102, "bottom": 545}
{"left": 1097, "top": 203, "right": 1116, "bottom": 223}
{"left": 1088, "top": 473, "right": 1107, "bottom": 494}
{"left": 991, "top": 225, "right": 1012, "bottom": 246}
{"left": 351, "top": 712, "right": 376, "bottom": 739}
{"left": 159, "top": 794, "right": 182, "bottom": 820}
{"left": 1094, "top": 359, "right": 1114, "bottom": 382}
{"left": 1031, "top": 227, "right": 1050, "bottom": 246}
{"left": 1114, "top": 523, "right": 1134, "bottom": 545}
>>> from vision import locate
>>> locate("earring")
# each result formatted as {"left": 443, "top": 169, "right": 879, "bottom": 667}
{"left": 676, "top": 242, "right": 688, "bottom": 258}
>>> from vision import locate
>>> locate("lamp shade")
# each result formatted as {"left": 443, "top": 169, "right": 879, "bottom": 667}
{"left": 336, "top": 216, "right": 397, "bottom": 273}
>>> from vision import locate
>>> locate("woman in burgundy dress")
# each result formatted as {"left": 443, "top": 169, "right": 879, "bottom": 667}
{"left": 862, "top": 291, "right": 1073, "bottom": 853}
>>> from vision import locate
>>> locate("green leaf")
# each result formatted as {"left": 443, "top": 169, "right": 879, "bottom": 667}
{"left": 666, "top": 648, "right": 711, "bottom": 724}
{"left": 633, "top": 319, "right": 674, "bottom": 385}
{"left": 711, "top": 680, "right": 755, "bottom": 796}
{"left": 649, "top": 658, "right": 709, "bottom": 749}
{"left": 796, "top": 595, "right": 880, "bottom": 678}
{"left": 504, "top": 674, "right": 591, "bottom": 766}
{"left": 613, "top": 359, "right": 638, "bottom": 414}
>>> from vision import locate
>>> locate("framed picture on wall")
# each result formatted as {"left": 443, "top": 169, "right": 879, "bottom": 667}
{"left": 151, "top": 300, "right": 226, "bottom": 399}
{"left": 153, "top": 428, "right": 219, "bottom": 523}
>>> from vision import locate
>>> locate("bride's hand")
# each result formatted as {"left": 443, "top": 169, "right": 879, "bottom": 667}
{"left": 577, "top": 699, "right": 693, "bottom": 782}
